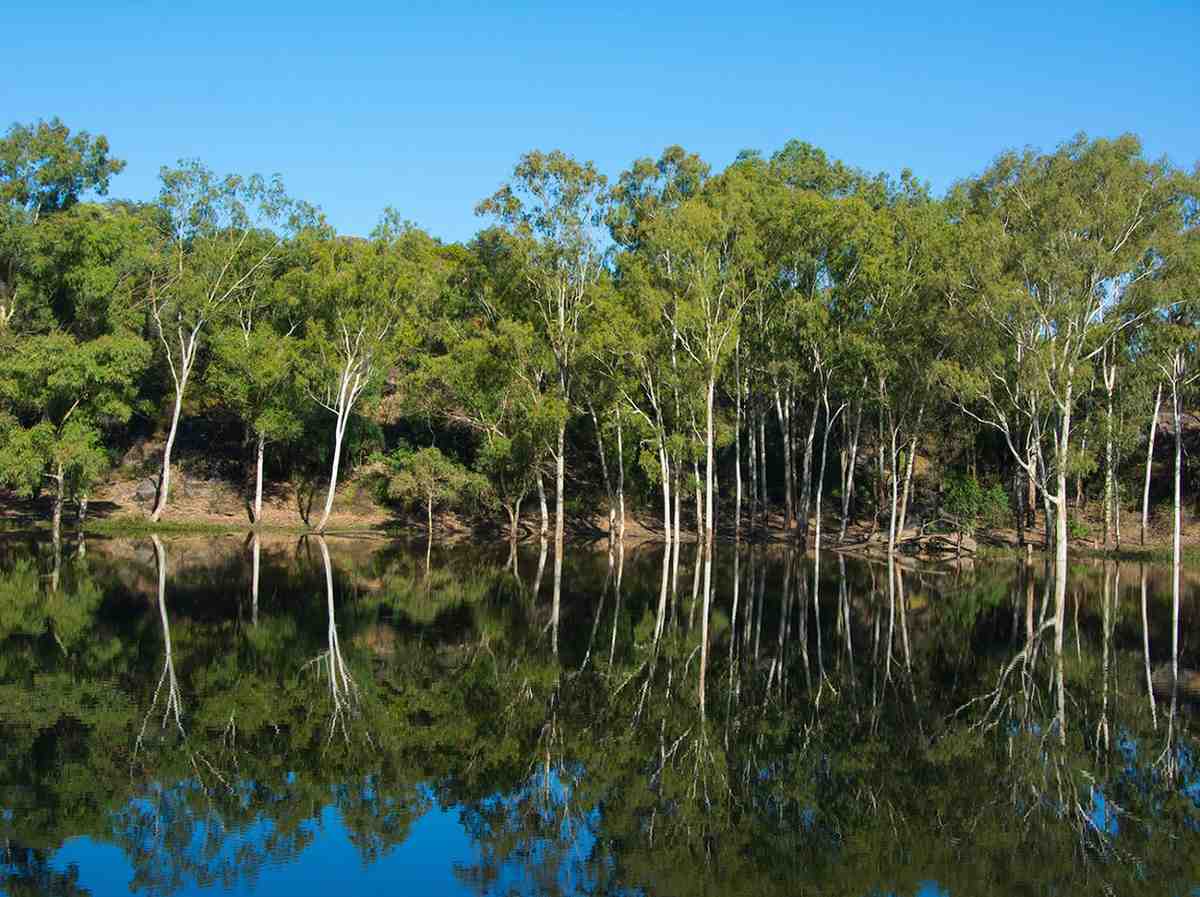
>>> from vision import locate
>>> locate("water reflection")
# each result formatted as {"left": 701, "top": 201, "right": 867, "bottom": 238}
{"left": 0, "top": 535, "right": 1198, "bottom": 895}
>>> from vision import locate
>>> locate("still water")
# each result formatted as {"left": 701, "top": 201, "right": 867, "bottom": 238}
{"left": 0, "top": 532, "right": 1198, "bottom": 896}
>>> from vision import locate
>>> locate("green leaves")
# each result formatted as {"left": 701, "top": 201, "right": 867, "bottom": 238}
{"left": 0, "top": 118, "right": 124, "bottom": 218}
{"left": 0, "top": 329, "right": 149, "bottom": 497}
{"left": 380, "top": 445, "right": 491, "bottom": 514}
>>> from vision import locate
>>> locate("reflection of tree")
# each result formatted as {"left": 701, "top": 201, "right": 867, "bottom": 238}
{"left": 0, "top": 845, "right": 91, "bottom": 897}
{"left": 136, "top": 535, "right": 184, "bottom": 750}
{"left": 303, "top": 536, "right": 364, "bottom": 743}
{"left": 2, "top": 539, "right": 1200, "bottom": 895}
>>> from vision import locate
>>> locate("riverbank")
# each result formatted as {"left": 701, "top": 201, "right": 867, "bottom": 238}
{"left": 5, "top": 472, "right": 1199, "bottom": 565}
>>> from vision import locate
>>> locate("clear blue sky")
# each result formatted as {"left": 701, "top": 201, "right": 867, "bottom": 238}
{"left": 5, "top": 1, "right": 1197, "bottom": 243}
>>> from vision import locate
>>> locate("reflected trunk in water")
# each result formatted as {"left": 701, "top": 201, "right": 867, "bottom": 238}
{"left": 137, "top": 535, "right": 184, "bottom": 751}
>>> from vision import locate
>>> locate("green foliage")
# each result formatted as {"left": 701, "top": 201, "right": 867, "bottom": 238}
{"left": 943, "top": 472, "right": 1009, "bottom": 537}
{"left": 1067, "top": 516, "right": 1093, "bottom": 541}
{"left": 379, "top": 445, "right": 491, "bottom": 520}
{"left": 0, "top": 118, "right": 124, "bottom": 217}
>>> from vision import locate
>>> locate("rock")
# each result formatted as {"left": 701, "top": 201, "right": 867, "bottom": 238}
{"left": 134, "top": 479, "right": 158, "bottom": 503}
{"left": 120, "top": 439, "right": 147, "bottom": 467}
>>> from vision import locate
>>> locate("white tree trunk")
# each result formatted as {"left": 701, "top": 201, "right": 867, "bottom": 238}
{"left": 775, "top": 389, "right": 794, "bottom": 529}
{"left": 315, "top": 405, "right": 348, "bottom": 533}
{"left": 897, "top": 435, "right": 919, "bottom": 537}
{"left": 1171, "top": 367, "right": 1183, "bottom": 693}
{"left": 537, "top": 471, "right": 549, "bottom": 539}
{"left": 251, "top": 533, "right": 260, "bottom": 626}
{"left": 1053, "top": 385, "right": 1073, "bottom": 746}
{"left": 615, "top": 408, "right": 626, "bottom": 541}
{"left": 1142, "top": 382, "right": 1162, "bottom": 546}
{"left": 552, "top": 422, "right": 565, "bottom": 656}
{"left": 253, "top": 433, "right": 265, "bottom": 524}
{"left": 151, "top": 329, "right": 199, "bottom": 523}
{"left": 839, "top": 399, "right": 863, "bottom": 543}
{"left": 152, "top": 375, "right": 188, "bottom": 521}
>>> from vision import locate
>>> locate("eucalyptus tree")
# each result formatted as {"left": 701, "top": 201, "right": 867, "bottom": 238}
{"left": 0, "top": 118, "right": 125, "bottom": 333}
{"left": 632, "top": 163, "right": 763, "bottom": 712}
{"left": 1132, "top": 227, "right": 1200, "bottom": 703}
{"left": 292, "top": 218, "right": 440, "bottom": 533}
{"left": 940, "top": 135, "right": 1195, "bottom": 741}
{"left": 950, "top": 136, "right": 1192, "bottom": 560}
{"left": 146, "top": 160, "right": 310, "bottom": 521}
{"left": 416, "top": 228, "right": 559, "bottom": 541}
{"left": 835, "top": 178, "right": 948, "bottom": 555}
{"left": 207, "top": 260, "right": 306, "bottom": 523}
{"left": 476, "top": 150, "right": 609, "bottom": 654}
{"left": 0, "top": 331, "right": 149, "bottom": 543}
{"left": 382, "top": 445, "right": 488, "bottom": 570}
{"left": 607, "top": 145, "right": 710, "bottom": 547}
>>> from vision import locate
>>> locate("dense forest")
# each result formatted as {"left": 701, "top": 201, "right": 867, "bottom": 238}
{"left": 1, "top": 118, "right": 1198, "bottom": 572}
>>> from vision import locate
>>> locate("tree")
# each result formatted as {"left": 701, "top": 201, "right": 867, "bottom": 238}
{"left": 291, "top": 218, "right": 441, "bottom": 532}
{"left": 0, "top": 331, "right": 149, "bottom": 545}
{"left": 146, "top": 160, "right": 309, "bottom": 521}
{"left": 382, "top": 445, "right": 489, "bottom": 554}
{"left": 939, "top": 134, "right": 1197, "bottom": 741}
{"left": 476, "top": 150, "right": 608, "bottom": 655}
{"left": 0, "top": 118, "right": 125, "bottom": 332}
{"left": 207, "top": 268, "right": 305, "bottom": 522}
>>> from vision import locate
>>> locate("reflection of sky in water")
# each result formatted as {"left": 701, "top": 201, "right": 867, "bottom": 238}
{"left": 40, "top": 791, "right": 958, "bottom": 897}
{"left": 43, "top": 775, "right": 613, "bottom": 897}
{"left": 39, "top": 773, "right": 955, "bottom": 897}
{"left": 51, "top": 797, "right": 489, "bottom": 896}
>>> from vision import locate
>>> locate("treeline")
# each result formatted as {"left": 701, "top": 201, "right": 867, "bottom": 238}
{"left": 1, "top": 118, "right": 1198, "bottom": 566}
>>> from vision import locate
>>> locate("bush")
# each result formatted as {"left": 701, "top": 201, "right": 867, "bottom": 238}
{"left": 943, "top": 473, "right": 1010, "bottom": 539}
{"left": 1067, "top": 516, "right": 1092, "bottom": 541}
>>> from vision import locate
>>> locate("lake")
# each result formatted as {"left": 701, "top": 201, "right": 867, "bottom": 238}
{"left": 0, "top": 532, "right": 1198, "bottom": 896}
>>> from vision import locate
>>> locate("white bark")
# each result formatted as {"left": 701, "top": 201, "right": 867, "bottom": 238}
{"left": 1142, "top": 382, "right": 1162, "bottom": 546}
{"left": 552, "top": 421, "right": 565, "bottom": 655}
{"left": 151, "top": 325, "right": 201, "bottom": 521}
{"left": 253, "top": 433, "right": 265, "bottom": 524}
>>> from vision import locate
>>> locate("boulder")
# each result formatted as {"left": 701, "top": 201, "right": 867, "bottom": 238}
{"left": 134, "top": 479, "right": 158, "bottom": 503}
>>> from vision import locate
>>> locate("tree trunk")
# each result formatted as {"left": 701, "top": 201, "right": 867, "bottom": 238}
{"left": 693, "top": 460, "right": 704, "bottom": 541}
{"left": 758, "top": 411, "right": 768, "bottom": 529}
{"left": 775, "top": 388, "right": 794, "bottom": 529}
{"left": 704, "top": 377, "right": 716, "bottom": 545}
{"left": 1142, "top": 382, "right": 1162, "bottom": 546}
{"left": 589, "top": 401, "right": 616, "bottom": 539}
{"left": 887, "top": 426, "right": 899, "bottom": 558}
{"left": 315, "top": 403, "right": 348, "bottom": 533}
{"left": 673, "top": 460, "right": 683, "bottom": 547}
{"left": 839, "top": 398, "right": 863, "bottom": 544}
{"left": 1026, "top": 444, "right": 1038, "bottom": 528}
{"left": 699, "top": 541, "right": 712, "bottom": 719}
{"left": 1103, "top": 362, "right": 1115, "bottom": 548}
{"left": 253, "top": 433, "right": 266, "bottom": 524}
{"left": 1053, "top": 384, "right": 1073, "bottom": 746}
{"left": 812, "top": 397, "right": 840, "bottom": 678}
{"left": 897, "top": 433, "right": 919, "bottom": 537}
{"left": 552, "top": 422, "right": 565, "bottom": 656}
{"left": 76, "top": 494, "right": 88, "bottom": 557}
{"left": 151, "top": 376, "right": 188, "bottom": 522}
{"left": 51, "top": 465, "right": 64, "bottom": 552}
{"left": 247, "top": 533, "right": 260, "bottom": 627}
{"left": 659, "top": 441, "right": 673, "bottom": 544}
{"left": 615, "top": 407, "right": 626, "bottom": 541}
{"left": 734, "top": 351, "right": 743, "bottom": 542}
{"left": 797, "top": 400, "right": 819, "bottom": 545}
{"left": 1171, "top": 363, "right": 1183, "bottom": 694}
{"left": 537, "top": 471, "right": 549, "bottom": 538}
{"left": 426, "top": 493, "right": 434, "bottom": 578}
{"left": 748, "top": 405, "right": 758, "bottom": 535}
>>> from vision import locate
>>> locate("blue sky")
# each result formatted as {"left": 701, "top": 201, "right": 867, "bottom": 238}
{"left": 5, "top": 1, "right": 1197, "bottom": 242}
